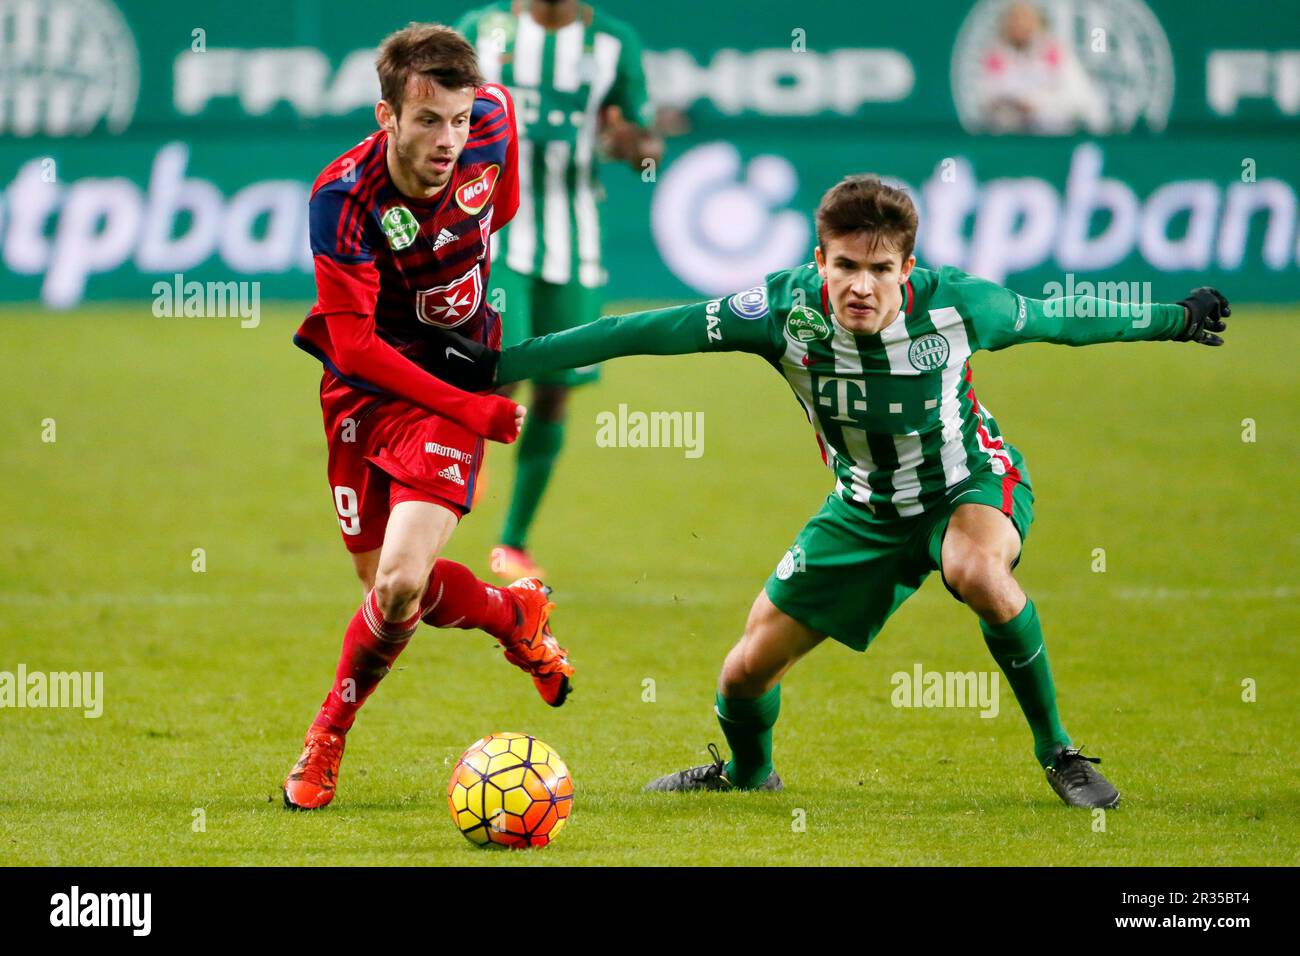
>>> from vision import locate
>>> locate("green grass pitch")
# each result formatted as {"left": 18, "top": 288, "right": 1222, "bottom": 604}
{"left": 1, "top": 301, "right": 1296, "bottom": 866}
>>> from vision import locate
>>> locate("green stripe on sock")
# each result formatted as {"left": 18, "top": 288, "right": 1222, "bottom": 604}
{"left": 716, "top": 684, "right": 780, "bottom": 788}
{"left": 980, "top": 599, "right": 1071, "bottom": 767}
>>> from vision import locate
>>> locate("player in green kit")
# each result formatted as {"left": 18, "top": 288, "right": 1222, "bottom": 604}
{"left": 456, "top": 0, "right": 662, "bottom": 580}
{"left": 467, "top": 175, "right": 1230, "bottom": 808}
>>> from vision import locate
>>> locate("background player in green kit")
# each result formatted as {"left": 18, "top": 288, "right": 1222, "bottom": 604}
{"left": 481, "top": 175, "right": 1231, "bottom": 809}
{"left": 456, "top": 0, "right": 663, "bottom": 580}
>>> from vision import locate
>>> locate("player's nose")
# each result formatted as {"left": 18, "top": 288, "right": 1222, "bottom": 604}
{"left": 433, "top": 121, "right": 458, "bottom": 148}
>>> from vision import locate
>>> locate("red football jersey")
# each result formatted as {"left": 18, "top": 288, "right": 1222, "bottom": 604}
{"left": 293, "top": 84, "right": 521, "bottom": 441}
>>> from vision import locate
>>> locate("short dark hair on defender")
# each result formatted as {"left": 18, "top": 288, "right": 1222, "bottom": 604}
{"left": 376, "top": 22, "right": 484, "bottom": 117}
{"left": 814, "top": 175, "right": 919, "bottom": 260}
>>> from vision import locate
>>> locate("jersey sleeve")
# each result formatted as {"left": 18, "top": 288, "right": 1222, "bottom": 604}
{"left": 942, "top": 268, "right": 1187, "bottom": 352}
{"left": 603, "top": 21, "right": 656, "bottom": 129}
{"left": 497, "top": 290, "right": 784, "bottom": 385}
{"left": 309, "top": 182, "right": 381, "bottom": 316}
{"left": 477, "top": 84, "right": 519, "bottom": 230}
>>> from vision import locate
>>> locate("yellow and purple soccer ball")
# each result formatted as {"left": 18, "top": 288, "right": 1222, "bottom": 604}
{"left": 447, "top": 733, "right": 574, "bottom": 848}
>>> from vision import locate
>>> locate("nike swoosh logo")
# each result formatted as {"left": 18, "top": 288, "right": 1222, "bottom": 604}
{"left": 1010, "top": 643, "right": 1044, "bottom": 669}
{"left": 949, "top": 489, "right": 980, "bottom": 503}
{"left": 445, "top": 347, "right": 470, "bottom": 361}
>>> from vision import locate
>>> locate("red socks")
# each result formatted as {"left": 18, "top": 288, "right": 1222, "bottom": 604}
{"left": 419, "top": 559, "right": 520, "bottom": 639}
{"left": 312, "top": 589, "right": 419, "bottom": 736}
{"left": 311, "top": 560, "right": 520, "bottom": 736}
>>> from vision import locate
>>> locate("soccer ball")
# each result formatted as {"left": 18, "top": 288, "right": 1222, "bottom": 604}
{"left": 447, "top": 732, "right": 574, "bottom": 848}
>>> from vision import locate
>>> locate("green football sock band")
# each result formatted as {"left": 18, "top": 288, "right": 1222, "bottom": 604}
{"left": 501, "top": 418, "right": 565, "bottom": 550}
{"left": 980, "top": 599, "right": 1072, "bottom": 767}
{"left": 716, "top": 684, "right": 781, "bottom": 788}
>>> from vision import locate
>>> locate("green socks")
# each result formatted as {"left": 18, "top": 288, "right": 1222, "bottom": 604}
{"left": 716, "top": 685, "right": 781, "bottom": 788}
{"left": 980, "top": 599, "right": 1071, "bottom": 767}
{"left": 501, "top": 418, "right": 565, "bottom": 549}
{"left": 713, "top": 602, "right": 1066, "bottom": 783}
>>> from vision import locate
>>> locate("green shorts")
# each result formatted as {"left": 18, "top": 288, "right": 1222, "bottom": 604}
{"left": 764, "top": 466, "right": 1035, "bottom": 652}
{"left": 491, "top": 262, "right": 603, "bottom": 387}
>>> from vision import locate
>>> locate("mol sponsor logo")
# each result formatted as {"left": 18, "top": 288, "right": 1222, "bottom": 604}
{"left": 456, "top": 165, "right": 499, "bottom": 215}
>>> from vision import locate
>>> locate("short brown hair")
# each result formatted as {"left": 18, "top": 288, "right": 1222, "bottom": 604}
{"left": 376, "top": 22, "right": 484, "bottom": 117}
{"left": 815, "top": 175, "right": 919, "bottom": 260}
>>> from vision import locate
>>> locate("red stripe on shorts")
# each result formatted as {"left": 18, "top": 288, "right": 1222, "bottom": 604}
{"left": 1001, "top": 466, "right": 1022, "bottom": 515}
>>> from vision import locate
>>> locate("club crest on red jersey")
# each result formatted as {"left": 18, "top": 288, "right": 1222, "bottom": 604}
{"left": 415, "top": 264, "right": 483, "bottom": 329}
{"left": 456, "top": 165, "right": 500, "bottom": 215}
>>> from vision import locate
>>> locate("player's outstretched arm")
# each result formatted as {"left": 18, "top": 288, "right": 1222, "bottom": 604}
{"left": 952, "top": 269, "right": 1231, "bottom": 351}
{"left": 495, "top": 297, "right": 781, "bottom": 385}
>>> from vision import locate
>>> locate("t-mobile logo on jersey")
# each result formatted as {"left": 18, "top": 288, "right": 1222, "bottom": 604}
{"left": 816, "top": 377, "right": 868, "bottom": 424}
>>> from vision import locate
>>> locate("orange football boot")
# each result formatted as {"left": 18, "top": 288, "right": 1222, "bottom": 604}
{"left": 489, "top": 545, "right": 547, "bottom": 582}
{"left": 282, "top": 729, "right": 346, "bottom": 810}
{"left": 500, "top": 577, "right": 573, "bottom": 707}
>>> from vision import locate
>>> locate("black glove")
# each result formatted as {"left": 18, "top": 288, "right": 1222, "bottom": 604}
{"left": 1175, "top": 287, "right": 1230, "bottom": 346}
{"left": 396, "top": 327, "right": 500, "bottom": 391}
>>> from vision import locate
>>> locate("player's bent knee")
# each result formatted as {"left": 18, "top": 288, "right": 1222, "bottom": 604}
{"left": 719, "top": 655, "right": 774, "bottom": 699}
{"left": 944, "top": 545, "right": 1005, "bottom": 603}
{"left": 719, "top": 608, "right": 794, "bottom": 697}
{"left": 718, "top": 645, "right": 752, "bottom": 698}
{"left": 372, "top": 566, "right": 428, "bottom": 618}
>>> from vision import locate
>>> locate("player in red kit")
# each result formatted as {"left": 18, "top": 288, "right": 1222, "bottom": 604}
{"left": 283, "top": 23, "right": 574, "bottom": 811}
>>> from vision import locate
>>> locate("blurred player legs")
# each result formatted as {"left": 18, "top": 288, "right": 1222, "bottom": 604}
{"left": 489, "top": 262, "right": 602, "bottom": 579}
{"left": 458, "top": 0, "right": 663, "bottom": 578}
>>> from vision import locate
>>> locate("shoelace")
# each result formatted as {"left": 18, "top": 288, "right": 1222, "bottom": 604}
{"left": 1053, "top": 745, "right": 1101, "bottom": 790}
{"left": 513, "top": 610, "right": 571, "bottom": 674}
{"left": 508, "top": 636, "right": 569, "bottom": 671}
{"left": 680, "top": 743, "right": 728, "bottom": 783}
{"left": 297, "top": 736, "right": 342, "bottom": 784}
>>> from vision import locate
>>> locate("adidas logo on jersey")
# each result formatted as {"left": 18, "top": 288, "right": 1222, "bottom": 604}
{"left": 437, "top": 463, "right": 466, "bottom": 486}
{"left": 431, "top": 228, "right": 457, "bottom": 252}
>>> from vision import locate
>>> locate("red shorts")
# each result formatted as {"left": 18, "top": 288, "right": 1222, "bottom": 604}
{"left": 319, "top": 373, "right": 484, "bottom": 553}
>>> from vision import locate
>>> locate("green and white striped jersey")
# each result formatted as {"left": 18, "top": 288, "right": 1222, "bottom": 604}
{"left": 456, "top": 2, "right": 654, "bottom": 288}
{"left": 499, "top": 263, "right": 1187, "bottom": 519}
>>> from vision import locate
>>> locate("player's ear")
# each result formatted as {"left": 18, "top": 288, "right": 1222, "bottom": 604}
{"left": 814, "top": 245, "right": 826, "bottom": 276}
{"left": 376, "top": 100, "right": 395, "bottom": 134}
{"left": 899, "top": 255, "right": 916, "bottom": 283}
